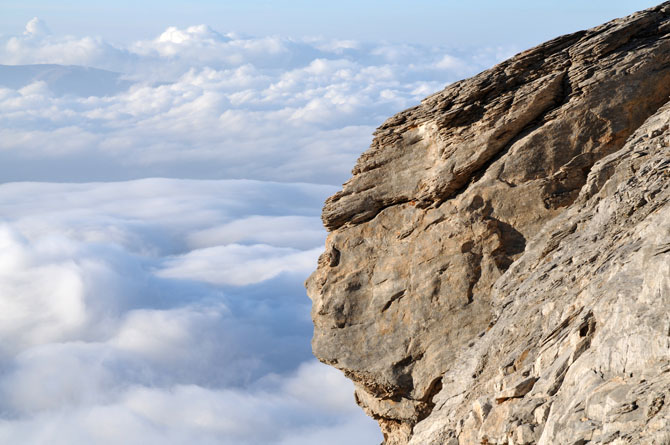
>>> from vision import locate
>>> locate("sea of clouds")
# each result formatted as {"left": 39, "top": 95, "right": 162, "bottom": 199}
{"left": 0, "top": 18, "right": 516, "bottom": 444}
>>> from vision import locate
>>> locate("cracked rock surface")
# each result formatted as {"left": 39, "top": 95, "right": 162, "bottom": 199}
{"left": 307, "top": 3, "right": 670, "bottom": 444}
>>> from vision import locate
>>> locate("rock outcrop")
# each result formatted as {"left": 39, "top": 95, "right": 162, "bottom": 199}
{"left": 307, "top": 3, "right": 670, "bottom": 444}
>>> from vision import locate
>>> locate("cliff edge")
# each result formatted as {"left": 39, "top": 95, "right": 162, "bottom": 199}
{"left": 307, "top": 4, "right": 670, "bottom": 444}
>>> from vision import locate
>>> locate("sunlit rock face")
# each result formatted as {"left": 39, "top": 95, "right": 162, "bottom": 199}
{"left": 307, "top": 3, "right": 670, "bottom": 444}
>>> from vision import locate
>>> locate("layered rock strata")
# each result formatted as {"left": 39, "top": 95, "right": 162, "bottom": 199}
{"left": 307, "top": 3, "right": 670, "bottom": 444}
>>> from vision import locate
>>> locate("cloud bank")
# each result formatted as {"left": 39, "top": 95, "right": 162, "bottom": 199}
{"left": 0, "top": 179, "right": 385, "bottom": 444}
{"left": 0, "top": 18, "right": 519, "bottom": 443}
{"left": 0, "top": 19, "right": 517, "bottom": 184}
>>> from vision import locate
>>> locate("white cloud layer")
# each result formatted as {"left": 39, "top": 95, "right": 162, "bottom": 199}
{"left": 0, "top": 19, "right": 519, "bottom": 443}
{"left": 0, "top": 19, "right": 517, "bottom": 184}
{"left": 0, "top": 179, "right": 382, "bottom": 444}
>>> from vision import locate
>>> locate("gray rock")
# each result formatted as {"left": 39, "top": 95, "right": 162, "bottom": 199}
{"left": 307, "top": 3, "right": 670, "bottom": 444}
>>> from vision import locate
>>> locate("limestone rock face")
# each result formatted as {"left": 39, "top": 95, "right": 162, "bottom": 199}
{"left": 306, "top": 4, "right": 670, "bottom": 444}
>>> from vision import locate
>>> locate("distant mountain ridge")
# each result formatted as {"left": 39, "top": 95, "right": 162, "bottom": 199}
{"left": 0, "top": 64, "right": 131, "bottom": 97}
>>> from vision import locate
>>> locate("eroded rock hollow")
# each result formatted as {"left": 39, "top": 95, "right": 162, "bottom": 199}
{"left": 307, "top": 4, "right": 670, "bottom": 444}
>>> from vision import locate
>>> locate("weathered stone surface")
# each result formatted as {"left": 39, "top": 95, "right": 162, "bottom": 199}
{"left": 407, "top": 99, "right": 670, "bottom": 445}
{"left": 307, "top": 3, "right": 670, "bottom": 444}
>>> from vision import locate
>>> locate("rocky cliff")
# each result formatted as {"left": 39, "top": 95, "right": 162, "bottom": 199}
{"left": 306, "top": 4, "right": 670, "bottom": 444}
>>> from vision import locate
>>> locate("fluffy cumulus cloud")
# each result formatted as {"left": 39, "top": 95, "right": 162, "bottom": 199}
{"left": 0, "top": 19, "right": 519, "bottom": 443}
{"left": 0, "top": 179, "right": 385, "bottom": 444}
{"left": 0, "top": 18, "right": 517, "bottom": 184}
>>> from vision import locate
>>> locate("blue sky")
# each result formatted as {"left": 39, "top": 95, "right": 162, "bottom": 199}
{"left": 1, "top": 1, "right": 661, "bottom": 46}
